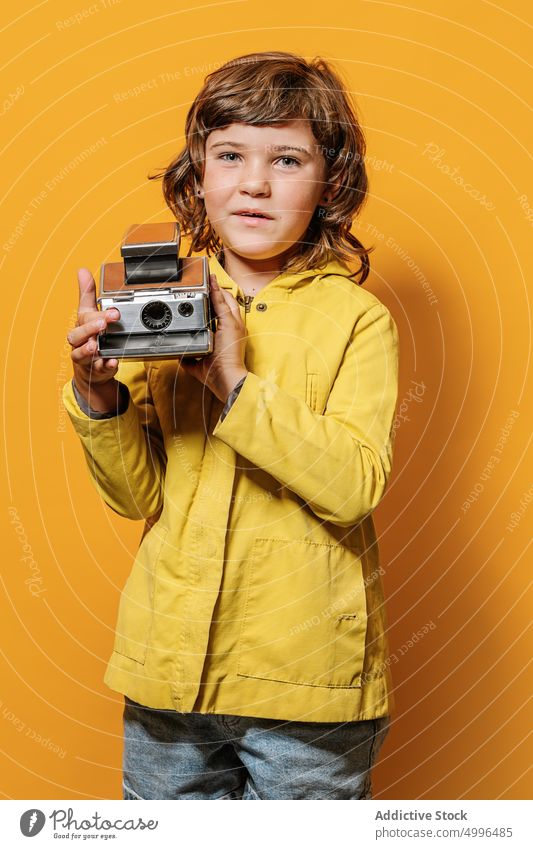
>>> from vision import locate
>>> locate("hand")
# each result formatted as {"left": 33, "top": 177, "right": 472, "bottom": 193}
{"left": 67, "top": 268, "right": 123, "bottom": 410}
{"left": 181, "top": 274, "right": 248, "bottom": 404}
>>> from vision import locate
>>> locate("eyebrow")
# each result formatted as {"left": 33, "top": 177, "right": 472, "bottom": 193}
{"left": 271, "top": 145, "right": 311, "bottom": 156}
{"left": 209, "top": 140, "right": 312, "bottom": 156}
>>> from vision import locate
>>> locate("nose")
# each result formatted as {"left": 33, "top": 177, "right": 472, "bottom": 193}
{"left": 239, "top": 160, "right": 271, "bottom": 197}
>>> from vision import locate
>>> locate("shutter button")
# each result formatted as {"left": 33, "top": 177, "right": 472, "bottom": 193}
{"left": 256, "top": 302, "right": 267, "bottom": 311}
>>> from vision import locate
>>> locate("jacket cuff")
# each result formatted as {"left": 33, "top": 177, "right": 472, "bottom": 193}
{"left": 70, "top": 378, "right": 130, "bottom": 419}
{"left": 218, "top": 375, "right": 247, "bottom": 423}
{"left": 213, "top": 371, "right": 275, "bottom": 441}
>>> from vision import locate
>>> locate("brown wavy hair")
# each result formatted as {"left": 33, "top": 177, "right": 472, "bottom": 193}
{"left": 148, "top": 51, "right": 373, "bottom": 284}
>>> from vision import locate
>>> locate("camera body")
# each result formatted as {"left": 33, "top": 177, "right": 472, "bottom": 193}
{"left": 96, "top": 222, "right": 215, "bottom": 361}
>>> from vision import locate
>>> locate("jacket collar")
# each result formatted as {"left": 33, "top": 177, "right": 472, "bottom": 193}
{"left": 207, "top": 251, "right": 357, "bottom": 297}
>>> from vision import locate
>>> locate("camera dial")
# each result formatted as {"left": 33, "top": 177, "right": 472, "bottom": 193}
{"left": 178, "top": 301, "right": 194, "bottom": 317}
{"left": 141, "top": 301, "right": 173, "bottom": 331}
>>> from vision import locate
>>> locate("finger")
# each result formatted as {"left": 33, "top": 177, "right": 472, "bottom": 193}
{"left": 68, "top": 309, "right": 121, "bottom": 347}
{"left": 211, "top": 273, "right": 238, "bottom": 304}
{"left": 209, "top": 278, "right": 230, "bottom": 307}
{"left": 217, "top": 286, "right": 242, "bottom": 321}
{"left": 67, "top": 316, "right": 106, "bottom": 348}
{"left": 73, "top": 350, "right": 118, "bottom": 373}
{"left": 77, "top": 268, "right": 99, "bottom": 318}
{"left": 210, "top": 280, "right": 241, "bottom": 324}
{"left": 89, "top": 357, "right": 118, "bottom": 376}
{"left": 210, "top": 274, "right": 240, "bottom": 312}
{"left": 71, "top": 338, "right": 100, "bottom": 365}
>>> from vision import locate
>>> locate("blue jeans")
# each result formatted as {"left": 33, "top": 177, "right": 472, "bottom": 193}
{"left": 122, "top": 696, "right": 390, "bottom": 800}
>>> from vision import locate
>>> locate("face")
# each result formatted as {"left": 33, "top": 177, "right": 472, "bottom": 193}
{"left": 198, "top": 121, "right": 331, "bottom": 265}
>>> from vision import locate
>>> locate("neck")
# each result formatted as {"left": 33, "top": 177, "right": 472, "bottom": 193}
{"left": 220, "top": 246, "right": 294, "bottom": 295}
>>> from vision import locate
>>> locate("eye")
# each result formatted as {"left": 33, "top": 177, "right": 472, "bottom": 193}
{"left": 218, "top": 152, "right": 241, "bottom": 162}
{"left": 277, "top": 156, "right": 301, "bottom": 168}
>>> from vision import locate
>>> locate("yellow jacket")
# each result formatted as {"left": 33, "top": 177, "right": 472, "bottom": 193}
{"left": 62, "top": 253, "right": 400, "bottom": 722}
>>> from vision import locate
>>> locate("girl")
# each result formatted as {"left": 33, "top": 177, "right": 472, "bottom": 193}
{"left": 63, "top": 51, "right": 399, "bottom": 800}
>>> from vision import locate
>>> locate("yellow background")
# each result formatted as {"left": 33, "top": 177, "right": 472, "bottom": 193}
{"left": 1, "top": 0, "right": 531, "bottom": 800}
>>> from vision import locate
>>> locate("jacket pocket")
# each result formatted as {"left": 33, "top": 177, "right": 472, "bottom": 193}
{"left": 306, "top": 372, "right": 319, "bottom": 411}
{"left": 112, "top": 526, "right": 168, "bottom": 664}
{"left": 236, "top": 537, "right": 368, "bottom": 688}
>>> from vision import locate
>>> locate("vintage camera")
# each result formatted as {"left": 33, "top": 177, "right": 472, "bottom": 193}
{"left": 96, "top": 222, "right": 215, "bottom": 361}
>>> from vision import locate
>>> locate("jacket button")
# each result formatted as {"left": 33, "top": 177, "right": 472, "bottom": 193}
{"left": 256, "top": 302, "right": 267, "bottom": 311}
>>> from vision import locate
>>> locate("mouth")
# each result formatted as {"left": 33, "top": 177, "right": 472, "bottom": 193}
{"left": 232, "top": 209, "right": 274, "bottom": 220}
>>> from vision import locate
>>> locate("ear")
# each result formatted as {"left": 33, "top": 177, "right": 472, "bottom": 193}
{"left": 321, "top": 181, "right": 341, "bottom": 205}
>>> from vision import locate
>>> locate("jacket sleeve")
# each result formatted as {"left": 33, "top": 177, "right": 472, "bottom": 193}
{"left": 61, "top": 360, "right": 166, "bottom": 520}
{"left": 212, "top": 304, "right": 400, "bottom": 527}
{"left": 71, "top": 378, "right": 130, "bottom": 419}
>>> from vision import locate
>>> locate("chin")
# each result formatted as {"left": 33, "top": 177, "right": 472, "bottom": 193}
{"left": 225, "top": 240, "right": 283, "bottom": 261}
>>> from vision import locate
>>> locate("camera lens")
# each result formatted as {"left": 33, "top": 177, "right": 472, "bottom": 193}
{"left": 141, "top": 301, "right": 173, "bottom": 331}
{"left": 178, "top": 301, "right": 194, "bottom": 317}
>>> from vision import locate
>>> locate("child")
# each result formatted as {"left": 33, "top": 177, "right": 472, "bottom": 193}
{"left": 63, "top": 51, "right": 399, "bottom": 800}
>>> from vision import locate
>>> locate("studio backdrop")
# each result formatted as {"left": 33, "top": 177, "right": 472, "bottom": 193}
{"left": 1, "top": 0, "right": 531, "bottom": 800}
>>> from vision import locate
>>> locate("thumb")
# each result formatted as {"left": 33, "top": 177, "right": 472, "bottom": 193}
{"left": 77, "top": 268, "right": 98, "bottom": 317}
